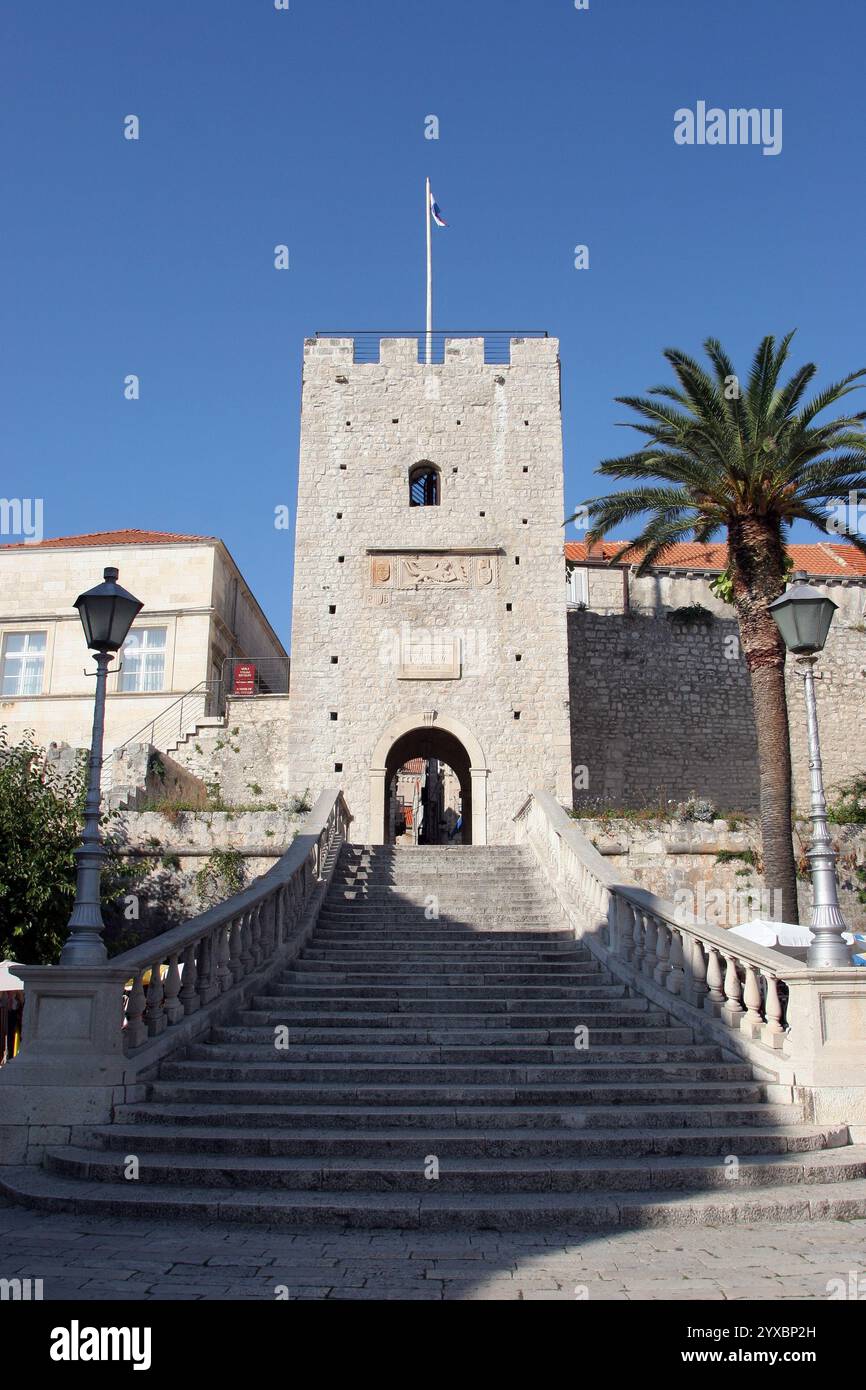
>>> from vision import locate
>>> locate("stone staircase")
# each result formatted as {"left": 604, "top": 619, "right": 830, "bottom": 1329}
{"left": 8, "top": 844, "right": 866, "bottom": 1228}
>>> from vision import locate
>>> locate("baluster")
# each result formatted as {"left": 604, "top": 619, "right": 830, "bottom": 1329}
{"left": 126, "top": 971, "right": 147, "bottom": 1049}
{"left": 274, "top": 888, "right": 287, "bottom": 947}
{"left": 164, "top": 953, "right": 183, "bottom": 1025}
{"left": 179, "top": 942, "right": 200, "bottom": 1015}
{"left": 666, "top": 927, "right": 685, "bottom": 995}
{"left": 197, "top": 934, "right": 215, "bottom": 1004}
{"left": 606, "top": 895, "right": 619, "bottom": 955}
{"left": 653, "top": 918, "right": 671, "bottom": 985}
{"left": 705, "top": 946, "right": 725, "bottom": 1013}
{"left": 240, "top": 913, "right": 255, "bottom": 975}
{"left": 688, "top": 935, "right": 708, "bottom": 1008}
{"left": 252, "top": 907, "right": 263, "bottom": 966}
{"left": 616, "top": 901, "right": 632, "bottom": 962}
{"left": 640, "top": 915, "right": 656, "bottom": 976}
{"left": 741, "top": 963, "right": 764, "bottom": 1035}
{"left": 145, "top": 962, "right": 166, "bottom": 1036}
{"left": 632, "top": 909, "right": 646, "bottom": 968}
{"left": 265, "top": 896, "right": 277, "bottom": 958}
{"left": 721, "top": 952, "right": 745, "bottom": 1026}
{"left": 229, "top": 917, "right": 244, "bottom": 983}
{"left": 764, "top": 974, "right": 786, "bottom": 1040}
{"left": 222, "top": 922, "right": 234, "bottom": 989}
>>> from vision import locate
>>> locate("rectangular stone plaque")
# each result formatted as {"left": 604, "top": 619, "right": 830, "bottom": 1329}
{"left": 397, "top": 637, "right": 461, "bottom": 680}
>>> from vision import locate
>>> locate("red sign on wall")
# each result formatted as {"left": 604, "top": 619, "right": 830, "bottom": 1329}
{"left": 232, "top": 662, "right": 257, "bottom": 696}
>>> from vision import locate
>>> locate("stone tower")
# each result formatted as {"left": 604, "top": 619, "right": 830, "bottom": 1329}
{"left": 289, "top": 334, "right": 573, "bottom": 843}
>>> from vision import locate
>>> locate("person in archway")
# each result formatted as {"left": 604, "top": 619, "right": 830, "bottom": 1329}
{"left": 448, "top": 813, "right": 463, "bottom": 842}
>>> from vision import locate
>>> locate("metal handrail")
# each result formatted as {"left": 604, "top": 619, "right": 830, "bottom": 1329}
{"left": 102, "top": 680, "right": 219, "bottom": 784}
{"left": 315, "top": 330, "right": 549, "bottom": 364}
{"left": 221, "top": 655, "right": 290, "bottom": 697}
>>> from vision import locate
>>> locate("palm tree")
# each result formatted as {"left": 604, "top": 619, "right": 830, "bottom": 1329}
{"left": 570, "top": 333, "right": 866, "bottom": 922}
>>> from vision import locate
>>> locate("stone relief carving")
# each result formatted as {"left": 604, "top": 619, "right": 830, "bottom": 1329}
{"left": 369, "top": 554, "right": 498, "bottom": 590}
{"left": 402, "top": 556, "right": 471, "bottom": 588}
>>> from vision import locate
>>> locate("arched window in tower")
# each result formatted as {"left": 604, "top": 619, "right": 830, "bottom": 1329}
{"left": 409, "top": 462, "right": 440, "bottom": 507}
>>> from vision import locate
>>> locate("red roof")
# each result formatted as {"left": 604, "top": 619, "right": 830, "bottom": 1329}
{"left": 564, "top": 540, "right": 866, "bottom": 577}
{"left": 0, "top": 529, "right": 217, "bottom": 551}
{"left": 399, "top": 758, "right": 426, "bottom": 775}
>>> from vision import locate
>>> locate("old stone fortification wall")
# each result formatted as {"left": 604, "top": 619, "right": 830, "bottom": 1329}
{"left": 568, "top": 610, "right": 866, "bottom": 815}
{"left": 112, "top": 808, "right": 306, "bottom": 928}
{"left": 166, "top": 695, "right": 295, "bottom": 805}
{"left": 578, "top": 815, "right": 866, "bottom": 931}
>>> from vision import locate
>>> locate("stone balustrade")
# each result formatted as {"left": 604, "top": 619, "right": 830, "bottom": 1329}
{"left": 0, "top": 788, "right": 352, "bottom": 1165}
{"left": 114, "top": 789, "right": 352, "bottom": 1057}
{"left": 514, "top": 790, "right": 866, "bottom": 1133}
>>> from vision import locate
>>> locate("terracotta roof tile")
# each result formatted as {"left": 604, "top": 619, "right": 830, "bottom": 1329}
{"left": 0, "top": 529, "right": 218, "bottom": 551}
{"left": 564, "top": 540, "right": 866, "bottom": 576}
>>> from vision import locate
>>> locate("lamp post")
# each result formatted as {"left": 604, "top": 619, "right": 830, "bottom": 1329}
{"left": 61, "top": 567, "right": 143, "bottom": 966}
{"left": 768, "top": 573, "right": 851, "bottom": 968}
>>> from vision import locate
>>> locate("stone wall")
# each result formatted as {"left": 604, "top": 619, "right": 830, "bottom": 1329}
{"left": 167, "top": 694, "right": 295, "bottom": 805}
{"left": 107, "top": 743, "right": 206, "bottom": 810}
{"left": 568, "top": 609, "right": 760, "bottom": 812}
{"left": 568, "top": 609, "right": 866, "bottom": 815}
{"left": 785, "top": 621, "right": 866, "bottom": 809}
{"left": 112, "top": 808, "right": 306, "bottom": 928}
{"left": 578, "top": 815, "right": 866, "bottom": 931}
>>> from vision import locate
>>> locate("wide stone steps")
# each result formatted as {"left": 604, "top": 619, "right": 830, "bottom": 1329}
{"left": 264, "top": 981, "right": 627, "bottom": 998}
{"left": 80, "top": 1121, "right": 851, "bottom": 1159}
{"left": 5, "top": 841, "right": 860, "bottom": 1232}
{"left": 216, "top": 1024, "right": 698, "bottom": 1045}
{"left": 235, "top": 1009, "right": 701, "bottom": 1029}
{"left": 202, "top": 1039, "right": 722, "bottom": 1063}
{"left": 290, "top": 960, "right": 600, "bottom": 977}
{"left": 110, "top": 1099, "right": 809, "bottom": 1131}
{"left": 145, "top": 1080, "right": 769, "bottom": 1107}
{"left": 44, "top": 1145, "right": 866, "bottom": 1194}
{"left": 11, "top": 1167, "right": 866, "bottom": 1229}
{"left": 158, "top": 1059, "right": 755, "bottom": 1085}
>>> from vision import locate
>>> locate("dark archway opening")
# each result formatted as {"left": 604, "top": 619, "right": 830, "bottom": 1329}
{"left": 384, "top": 727, "right": 471, "bottom": 844}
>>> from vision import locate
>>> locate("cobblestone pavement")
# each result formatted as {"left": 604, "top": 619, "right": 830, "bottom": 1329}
{"left": 1, "top": 1197, "right": 864, "bottom": 1300}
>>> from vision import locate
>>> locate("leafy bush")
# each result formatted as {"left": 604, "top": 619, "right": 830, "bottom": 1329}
{"left": 0, "top": 728, "right": 159, "bottom": 963}
{"left": 675, "top": 795, "right": 717, "bottom": 823}
{"left": 828, "top": 774, "right": 866, "bottom": 825}
{"left": 668, "top": 603, "right": 715, "bottom": 627}
{"left": 194, "top": 848, "right": 245, "bottom": 907}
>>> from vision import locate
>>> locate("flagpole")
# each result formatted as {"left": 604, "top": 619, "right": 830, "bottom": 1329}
{"left": 425, "top": 176, "right": 432, "bottom": 365}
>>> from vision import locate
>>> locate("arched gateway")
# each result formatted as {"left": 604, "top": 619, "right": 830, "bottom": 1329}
{"left": 370, "top": 712, "right": 488, "bottom": 845}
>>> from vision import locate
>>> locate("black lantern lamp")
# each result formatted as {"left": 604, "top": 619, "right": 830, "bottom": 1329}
{"left": 73, "top": 566, "right": 143, "bottom": 652}
{"left": 61, "top": 566, "right": 143, "bottom": 965}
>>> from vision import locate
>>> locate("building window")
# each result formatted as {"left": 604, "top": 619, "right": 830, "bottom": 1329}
{"left": 409, "top": 463, "right": 440, "bottom": 507}
{"left": 567, "top": 566, "right": 589, "bottom": 606}
{"left": 119, "top": 627, "right": 167, "bottom": 692}
{"left": 1, "top": 631, "right": 46, "bottom": 696}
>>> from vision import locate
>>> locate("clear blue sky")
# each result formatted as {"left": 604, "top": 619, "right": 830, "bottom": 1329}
{"left": 3, "top": 0, "right": 864, "bottom": 649}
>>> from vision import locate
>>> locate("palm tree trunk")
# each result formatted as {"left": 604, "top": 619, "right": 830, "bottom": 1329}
{"left": 748, "top": 660, "right": 799, "bottom": 923}
{"left": 729, "top": 518, "right": 799, "bottom": 923}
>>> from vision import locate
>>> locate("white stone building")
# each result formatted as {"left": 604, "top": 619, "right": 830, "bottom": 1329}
{"left": 566, "top": 538, "right": 866, "bottom": 619}
{"left": 0, "top": 530, "right": 288, "bottom": 755}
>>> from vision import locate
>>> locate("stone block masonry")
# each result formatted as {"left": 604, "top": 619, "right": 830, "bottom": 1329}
{"left": 288, "top": 336, "right": 574, "bottom": 843}
{"left": 569, "top": 610, "right": 760, "bottom": 812}
{"left": 568, "top": 609, "right": 866, "bottom": 814}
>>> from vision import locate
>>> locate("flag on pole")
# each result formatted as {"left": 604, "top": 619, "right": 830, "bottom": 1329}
{"left": 430, "top": 190, "right": 448, "bottom": 227}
